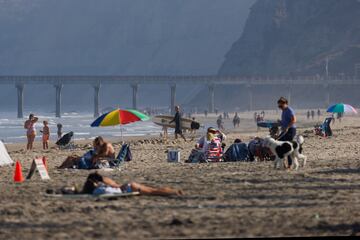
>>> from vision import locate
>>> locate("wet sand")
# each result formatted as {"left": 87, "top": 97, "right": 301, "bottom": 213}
{"left": 1, "top": 112, "right": 360, "bottom": 238}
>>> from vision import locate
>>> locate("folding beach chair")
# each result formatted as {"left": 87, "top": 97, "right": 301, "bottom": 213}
{"left": 315, "top": 117, "right": 333, "bottom": 137}
{"left": 56, "top": 131, "right": 75, "bottom": 149}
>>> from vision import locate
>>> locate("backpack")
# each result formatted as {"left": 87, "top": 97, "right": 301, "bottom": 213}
{"left": 186, "top": 149, "right": 206, "bottom": 163}
{"left": 190, "top": 121, "right": 200, "bottom": 130}
{"left": 224, "top": 143, "right": 249, "bottom": 162}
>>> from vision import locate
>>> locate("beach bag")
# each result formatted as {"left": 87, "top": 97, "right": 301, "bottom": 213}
{"left": 94, "top": 161, "right": 111, "bottom": 169}
{"left": 224, "top": 143, "right": 249, "bottom": 162}
{"left": 116, "top": 144, "right": 132, "bottom": 163}
{"left": 187, "top": 149, "right": 206, "bottom": 163}
{"left": 168, "top": 150, "right": 181, "bottom": 162}
{"left": 190, "top": 121, "right": 200, "bottom": 130}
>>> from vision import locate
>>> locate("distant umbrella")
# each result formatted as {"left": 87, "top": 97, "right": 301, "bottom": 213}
{"left": 327, "top": 103, "right": 357, "bottom": 114}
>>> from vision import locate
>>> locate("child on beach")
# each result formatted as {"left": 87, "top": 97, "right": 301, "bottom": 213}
{"left": 41, "top": 121, "right": 50, "bottom": 150}
{"left": 162, "top": 125, "right": 168, "bottom": 140}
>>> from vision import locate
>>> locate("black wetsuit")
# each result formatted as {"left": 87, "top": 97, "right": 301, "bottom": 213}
{"left": 170, "top": 112, "right": 182, "bottom": 134}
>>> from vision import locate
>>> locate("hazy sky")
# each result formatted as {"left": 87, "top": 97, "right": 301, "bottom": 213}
{"left": 0, "top": 0, "right": 255, "bottom": 111}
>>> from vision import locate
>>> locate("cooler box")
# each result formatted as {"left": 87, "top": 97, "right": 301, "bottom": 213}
{"left": 168, "top": 150, "right": 181, "bottom": 162}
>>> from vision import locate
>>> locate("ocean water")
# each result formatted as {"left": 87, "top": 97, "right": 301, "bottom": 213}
{"left": 0, "top": 111, "right": 163, "bottom": 144}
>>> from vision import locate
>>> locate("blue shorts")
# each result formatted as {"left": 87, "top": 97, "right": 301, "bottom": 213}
{"left": 93, "top": 184, "right": 123, "bottom": 195}
{"left": 121, "top": 183, "right": 133, "bottom": 193}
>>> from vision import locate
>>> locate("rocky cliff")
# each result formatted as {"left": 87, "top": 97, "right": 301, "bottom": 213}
{"left": 219, "top": 0, "right": 360, "bottom": 76}
{"left": 187, "top": 0, "right": 360, "bottom": 111}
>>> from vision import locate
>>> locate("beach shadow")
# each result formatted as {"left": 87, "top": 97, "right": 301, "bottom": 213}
{"left": 315, "top": 168, "right": 360, "bottom": 175}
{"left": 0, "top": 221, "right": 87, "bottom": 230}
{"left": 143, "top": 202, "right": 318, "bottom": 210}
{"left": 223, "top": 193, "right": 319, "bottom": 201}
{"left": 220, "top": 176, "right": 350, "bottom": 185}
{"left": 237, "top": 184, "right": 360, "bottom": 192}
{"left": 307, "top": 222, "right": 360, "bottom": 235}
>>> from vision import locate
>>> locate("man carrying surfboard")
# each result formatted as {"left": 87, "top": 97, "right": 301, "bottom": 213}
{"left": 169, "top": 106, "right": 187, "bottom": 141}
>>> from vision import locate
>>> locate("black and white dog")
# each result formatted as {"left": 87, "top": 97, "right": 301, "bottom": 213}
{"left": 263, "top": 135, "right": 307, "bottom": 170}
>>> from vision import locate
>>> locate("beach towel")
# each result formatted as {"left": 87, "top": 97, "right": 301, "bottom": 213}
{"left": 0, "top": 141, "right": 13, "bottom": 166}
{"left": 44, "top": 191, "right": 140, "bottom": 199}
{"left": 224, "top": 143, "right": 249, "bottom": 162}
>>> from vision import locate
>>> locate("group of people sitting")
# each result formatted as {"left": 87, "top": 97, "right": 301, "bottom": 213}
{"left": 56, "top": 137, "right": 184, "bottom": 197}
{"left": 186, "top": 127, "right": 274, "bottom": 163}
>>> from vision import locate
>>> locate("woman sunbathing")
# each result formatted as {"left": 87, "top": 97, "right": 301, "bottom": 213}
{"left": 59, "top": 136, "right": 115, "bottom": 169}
{"left": 52, "top": 172, "right": 184, "bottom": 196}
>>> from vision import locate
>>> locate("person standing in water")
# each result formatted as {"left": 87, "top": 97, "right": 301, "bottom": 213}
{"left": 24, "top": 114, "right": 38, "bottom": 150}
{"left": 277, "top": 97, "right": 297, "bottom": 168}
{"left": 169, "top": 106, "right": 186, "bottom": 141}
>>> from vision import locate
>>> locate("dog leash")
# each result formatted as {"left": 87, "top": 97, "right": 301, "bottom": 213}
{"left": 276, "top": 131, "right": 286, "bottom": 140}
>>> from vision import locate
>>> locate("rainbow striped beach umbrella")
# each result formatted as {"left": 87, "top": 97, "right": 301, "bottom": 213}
{"left": 91, "top": 109, "right": 150, "bottom": 127}
{"left": 327, "top": 103, "right": 358, "bottom": 114}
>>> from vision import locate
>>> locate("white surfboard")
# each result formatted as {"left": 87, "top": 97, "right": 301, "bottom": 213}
{"left": 152, "top": 115, "right": 200, "bottom": 130}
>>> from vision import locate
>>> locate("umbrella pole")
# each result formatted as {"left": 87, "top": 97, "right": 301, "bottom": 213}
{"left": 119, "top": 124, "right": 123, "bottom": 143}
{"left": 121, "top": 127, "right": 123, "bottom": 143}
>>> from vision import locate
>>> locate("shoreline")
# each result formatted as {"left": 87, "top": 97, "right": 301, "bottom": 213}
{"left": 5, "top": 113, "right": 356, "bottom": 154}
{"left": 2, "top": 109, "right": 336, "bottom": 147}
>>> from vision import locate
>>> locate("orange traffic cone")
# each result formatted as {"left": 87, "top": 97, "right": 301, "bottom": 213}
{"left": 42, "top": 157, "right": 48, "bottom": 171}
{"left": 14, "top": 161, "right": 24, "bottom": 183}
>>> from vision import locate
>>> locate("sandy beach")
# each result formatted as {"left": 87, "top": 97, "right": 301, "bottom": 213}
{"left": 1, "top": 112, "right": 360, "bottom": 238}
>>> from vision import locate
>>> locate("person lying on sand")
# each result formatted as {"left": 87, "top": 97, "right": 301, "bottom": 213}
{"left": 59, "top": 136, "right": 115, "bottom": 169}
{"left": 49, "top": 172, "right": 184, "bottom": 196}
